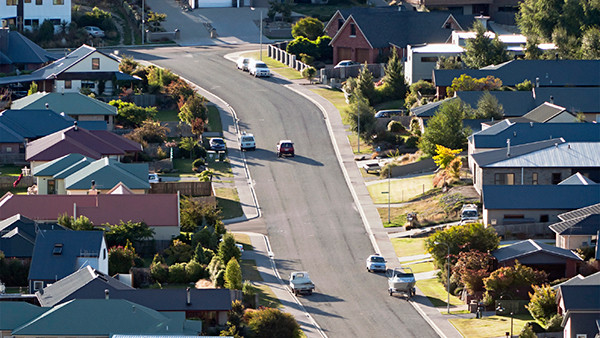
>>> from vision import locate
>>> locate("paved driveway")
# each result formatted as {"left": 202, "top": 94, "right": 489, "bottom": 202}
{"left": 145, "top": 0, "right": 272, "bottom": 46}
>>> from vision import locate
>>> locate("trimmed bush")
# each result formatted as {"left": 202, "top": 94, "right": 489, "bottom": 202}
{"left": 186, "top": 260, "right": 205, "bottom": 282}
{"left": 405, "top": 136, "right": 419, "bottom": 148}
{"left": 150, "top": 262, "right": 169, "bottom": 283}
{"left": 387, "top": 120, "right": 405, "bottom": 133}
{"left": 168, "top": 263, "right": 187, "bottom": 283}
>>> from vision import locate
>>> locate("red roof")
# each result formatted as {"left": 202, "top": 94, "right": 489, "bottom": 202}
{"left": 0, "top": 193, "right": 178, "bottom": 227}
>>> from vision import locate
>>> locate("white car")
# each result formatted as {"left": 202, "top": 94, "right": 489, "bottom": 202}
{"left": 334, "top": 60, "right": 360, "bottom": 69}
{"left": 236, "top": 243, "right": 244, "bottom": 252}
{"left": 366, "top": 254, "right": 387, "bottom": 272}
{"left": 248, "top": 60, "right": 271, "bottom": 77}
{"left": 148, "top": 173, "right": 161, "bottom": 183}
{"left": 240, "top": 132, "right": 256, "bottom": 151}
{"left": 84, "top": 26, "right": 105, "bottom": 38}
{"left": 236, "top": 57, "right": 251, "bottom": 71}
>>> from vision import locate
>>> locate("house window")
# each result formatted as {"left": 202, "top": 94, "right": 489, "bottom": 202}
{"left": 504, "top": 214, "right": 524, "bottom": 219}
{"left": 420, "top": 57, "right": 438, "bottom": 62}
{"left": 103, "top": 248, "right": 106, "bottom": 259}
{"left": 24, "top": 19, "right": 38, "bottom": 26}
{"left": 81, "top": 81, "right": 96, "bottom": 89}
{"left": 48, "top": 180, "right": 56, "bottom": 195}
{"left": 576, "top": 335, "right": 587, "bottom": 338}
{"left": 552, "top": 173, "right": 562, "bottom": 185}
{"left": 19, "top": 144, "right": 24, "bottom": 153}
{"left": 53, "top": 0, "right": 63, "bottom": 4}
{"left": 24, "top": 0, "right": 31, "bottom": 2}
{"left": 6, "top": 147, "right": 12, "bottom": 153}
{"left": 540, "top": 215, "right": 549, "bottom": 222}
{"left": 33, "top": 281, "right": 44, "bottom": 291}
{"left": 350, "top": 23, "right": 356, "bottom": 37}
{"left": 494, "top": 173, "right": 515, "bottom": 185}
{"left": 35, "top": 0, "right": 42, "bottom": 4}
{"left": 92, "top": 58, "right": 100, "bottom": 70}
{"left": 338, "top": 19, "right": 343, "bottom": 30}
{"left": 52, "top": 243, "right": 63, "bottom": 255}
{"left": 6, "top": 0, "right": 18, "bottom": 5}
{"left": 49, "top": 19, "right": 60, "bottom": 25}
{"left": 532, "top": 172, "right": 538, "bottom": 185}
{"left": 64, "top": 80, "right": 72, "bottom": 89}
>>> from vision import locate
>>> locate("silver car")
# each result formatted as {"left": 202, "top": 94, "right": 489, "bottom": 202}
{"left": 85, "top": 26, "right": 105, "bottom": 38}
{"left": 366, "top": 254, "right": 387, "bottom": 272}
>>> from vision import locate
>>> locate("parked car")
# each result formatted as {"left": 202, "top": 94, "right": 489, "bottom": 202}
{"left": 148, "top": 173, "right": 161, "bottom": 183}
{"left": 366, "top": 254, "right": 387, "bottom": 272}
{"left": 236, "top": 243, "right": 244, "bottom": 252}
{"left": 290, "top": 271, "right": 315, "bottom": 295}
{"left": 375, "top": 109, "right": 406, "bottom": 118}
{"left": 334, "top": 60, "right": 360, "bottom": 69}
{"left": 209, "top": 137, "right": 226, "bottom": 151}
{"left": 249, "top": 60, "right": 271, "bottom": 77}
{"left": 240, "top": 132, "right": 256, "bottom": 151}
{"left": 84, "top": 26, "right": 105, "bottom": 38}
{"left": 276, "top": 140, "right": 294, "bottom": 157}
{"left": 237, "top": 57, "right": 251, "bottom": 71}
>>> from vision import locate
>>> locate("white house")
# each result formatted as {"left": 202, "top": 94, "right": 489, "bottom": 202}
{"left": 404, "top": 43, "right": 464, "bottom": 85}
{"left": 0, "top": 0, "right": 71, "bottom": 31}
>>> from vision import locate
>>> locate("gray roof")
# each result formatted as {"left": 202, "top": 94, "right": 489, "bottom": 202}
{"left": 469, "top": 121, "right": 600, "bottom": 149}
{"left": 28, "top": 230, "right": 105, "bottom": 282}
{"left": 558, "top": 172, "right": 598, "bottom": 185}
{"left": 482, "top": 185, "right": 600, "bottom": 210}
{"left": 63, "top": 157, "right": 150, "bottom": 190}
{"left": 411, "top": 97, "right": 455, "bottom": 118}
{"left": 0, "top": 30, "right": 58, "bottom": 65}
{"left": 433, "top": 59, "right": 600, "bottom": 87}
{"left": 521, "top": 102, "right": 573, "bottom": 122}
{"left": 559, "top": 203, "right": 600, "bottom": 221}
{"left": 533, "top": 87, "right": 600, "bottom": 114}
{"left": 0, "top": 302, "right": 49, "bottom": 330}
{"left": 37, "top": 265, "right": 134, "bottom": 307}
{"left": 471, "top": 138, "right": 564, "bottom": 167}
{"left": 553, "top": 271, "right": 600, "bottom": 289}
{"left": 0, "top": 214, "right": 61, "bottom": 258}
{"left": 549, "top": 214, "right": 600, "bottom": 235}
{"left": 11, "top": 92, "right": 117, "bottom": 116}
{"left": 492, "top": 239, "right": 582, "bottom": 262}
{"left": 558, "top": 284, "right": 600, "bottom": 311}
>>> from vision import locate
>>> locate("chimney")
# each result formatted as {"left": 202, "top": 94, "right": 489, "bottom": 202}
{"left": 105, "top": 289, "right": 109, "bottom": 300}
{"left": 186, "top": 287, "right": 191, "bottom": 305}
{"left": 45, "top": 103, "right": 49, "bottom": 109}
{"left": 535, "top": 77, "right": 539, "bottom": 88}
{"left": 506, "top": 139, "right": 511, "bottom": 157}
{"left": 74, "top": 120, "right": 78, "bottom": 131}
{"left": 555, "top": 53, "right": 559, "bottom": 61}
{"left": 550, "top": 96, "right": 554, "bottom": 104}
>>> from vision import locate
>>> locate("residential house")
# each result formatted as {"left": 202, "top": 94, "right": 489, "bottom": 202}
{"left": 0, "top": 193, "right": 180, "bottom": 240}
{"left": 0, "top": 109, "right": 106, "bottom": 164}
{"left": 470, "top": 138, "right": 600, "bottom": 195}
{"left": 467, "top": 122, "right": 600, "bottom": 173}
{"left": 0, "top": 45, "right": 140, "bottom": 95}
{"left": 0, "top": 28, "right": 58, "bottom": 74}
{"left": 33, "top": 154, "right": 150, "bottom": 195}
{"left": 0, "top": 214, "right": 62, "bottom": 259}
{"left": 517, "top": 102, "right": 578, "bottom": 123}
{"left": 28, "top": 230, "right": 108, "bottom": 291}
{"left": 556, "top": 281, "right": 600, "bottom": 338}
{"left": 401, "top": 0, "right": 520, "bottom": 24}
{"left": 0, "top": 0, "right": 71, "bottom": 31}
{"left": 491, "top": 239, "right": 582, "bottom": 280}
{"left": 0, "top": 302, "right": 49, "bottom": 338}
{"left": 432, "top": 59, "right": 600, "bottom": 99}
{"left": 11, "top": 91, "right": 118, "bottom": 130}
{"left": 36, "top": 266, "right": 237, "bottom": 326}
{"left": 25, "top": 124, "right": 142, "bottom": 172}
{"left": 8, "top": 299, "right": 202, "bottom": 336}
{"left": 481, "top": 184, "right": 600, "bottom": 226}
{"left": 550, "top": 203, "right": 600, "bottom": 251}
{"left": 325, "top": 7, "right": 476, "bottom": 64}
{"left": 404, "top": 43, "right": 464, "bottom": 84}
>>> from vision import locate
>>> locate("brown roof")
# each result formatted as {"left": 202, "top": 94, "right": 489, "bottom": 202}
{"left": 26, "top": 125, "right": 141, "bottom": 161}
{"left": 89, "top": 130, "right": 142, "bottom": 153}
{"left": 0, "top": 193, "right": 178, "bottom": 227}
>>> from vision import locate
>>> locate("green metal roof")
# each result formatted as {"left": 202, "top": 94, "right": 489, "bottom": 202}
{"left": 11, "top": 92, "right": 117, "bottom": 116}
{"left": 0, "top": 302, "right": 49, "bottom": 330}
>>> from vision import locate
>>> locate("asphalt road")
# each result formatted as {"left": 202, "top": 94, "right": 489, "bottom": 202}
{"left": 125, "top": 45, "right": 437, "bottom": 338}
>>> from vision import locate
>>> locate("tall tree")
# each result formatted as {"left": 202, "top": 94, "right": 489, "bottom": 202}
{"left": 580, "top": 27, "right": 600, "bottom": 59}
{"left": 178, "top": 94, "right": 208, "bottom": 135}
{"left": 224, "top": 258, "right": 242, "bottom": 290}
{"left": 462, "top": 21, "right": 510, "bottom": 69}
{"left": 345, "top": 94, "right": 377, "bottom": 145}
{"left": 418, "top": 99, "right": 471, "bottom": 157}
{"left": 383, "top": 48, "right": 408, "bottom": 99}
{"left": 218, "top": 233, "right": 241, "bottom": 266}
{"left": 475, "top": 91, "right": 504, "bottom": 120}
{"left": 356, "top": 63, "right": 376, "bottom": 103}
{"left": 291, "top": 17, "right": 324, "bottom": 41}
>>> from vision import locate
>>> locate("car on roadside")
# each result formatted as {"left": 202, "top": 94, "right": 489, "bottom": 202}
{"left": 236, "top": 243, "right": 244, "bottom": 252}
{"left": 148, "top": 173, "right": 161, "bottom": 183}
{"left": 366, "top": 254, "right": 387, "bottom": 272}
{"left": 276, "top": 140, "right": 294, "bottom": 157}
{"left": 84, "top": 26, "right": 105, "bottom": 38}
{"left": 240, "top": 132, "right": 256, "bottom": 151}
{"left": 334, "top": 60, "right": 360, "bottom": 69}
{"left": 248, "top": 60, "right": 271, "bottom": 77}
{"left": 209, "top": 137, "right": 226, "bottom": 151}
{"left": 375, "top": 109, "right": 406, "bottom": 118}
{"left": 236, "top": 57, "right": 251, "bottom": 71}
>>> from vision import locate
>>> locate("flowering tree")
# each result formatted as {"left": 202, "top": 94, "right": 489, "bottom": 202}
{"left": 483, "top": 261, "right": 548, "bottom": 300}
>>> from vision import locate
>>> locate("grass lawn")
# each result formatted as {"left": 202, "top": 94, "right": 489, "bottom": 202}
{"left": 173, "top": 158, "right": 195, "bottom": 174}
{"left": 311, "top": 88, "right": 349, "bottom": 113}
{"left": 405, "top": 261, "right": 435, "bottom": 274}
{"left": 208, "top": 160, "right": 233, "bottom": 178}
{"left": 255, "top": 283, "right": 283, "bottom": 308}
{"left": 416, "top": 278, "right": 463, "bottom": 308}
{"left": 241, "top": 259, "right": 262, "bottom": 281}
{"left": 215, "top": 188, "right": 243, "bottom": 219}
{"left": 368, "top": 174, "right": 435, "bottom": 204}
{"left": 241, "top": 51, "right": 303, "bottom": 80}
{"left": 450, "top": 313, "right": 534, "bottom": 338}
{"left": 374, "top": 99, "right": 405, "bottom": 111}
{"left": 206, "top": 105, "right": 223, "bottom": 133}
{"left": 156, "top": 109, "right": 179, "bottom": 122}
{"left": 0, "top": 165, "right": 23, "bottom": 176}
{"left": 232, "top": 233, "right": 253, "bottom": 251}
{"left": 378, "top": 207, "right": 408, "bottom": 228}
{"left": 391, "top": 237, "right": 427, "bottom": 257}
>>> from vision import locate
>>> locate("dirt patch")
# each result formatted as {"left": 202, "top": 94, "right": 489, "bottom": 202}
{"left": 446, "top": 185, "right": 479, "bottom": 200}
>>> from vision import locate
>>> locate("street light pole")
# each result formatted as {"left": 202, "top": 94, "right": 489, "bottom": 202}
{"left": 141, "top": 0, "right": 145, "bottom": 45}
{"left": 259, "top": 10, "right": 263, "bottom": 61}
{"left": 435, "top": 241, "right": 450, "bottom": 314}
{"left": 388, "top": 169, "right": 391, "bottom": 224}
{"left": 357, "top": 111, "right": 360, "bottom": 153}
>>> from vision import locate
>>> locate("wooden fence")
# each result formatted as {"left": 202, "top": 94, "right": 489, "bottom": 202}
{"left": 268, "top": 43, "right": 310, "bottom": 73}
{"left": 149, "top": 181, "right": 213, "bottom": 197}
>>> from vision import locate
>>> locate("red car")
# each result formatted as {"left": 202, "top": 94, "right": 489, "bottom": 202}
{"left": 276, "top": 140, "right": 294, "bottom": 157}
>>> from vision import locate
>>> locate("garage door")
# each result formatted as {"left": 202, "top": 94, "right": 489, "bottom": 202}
{"left": 356, "top": 49, "right": 370, "bottom": 63}
{"left": 338, "top": 47, "right": 352, "bottom": 61}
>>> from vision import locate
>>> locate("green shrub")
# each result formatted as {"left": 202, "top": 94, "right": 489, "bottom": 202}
{"left": 545, "top": 314, "right": 564, "bottom": 332}
{"left": 150, "top": 262, "right": 169, "bottom": 283}
{"left": 192, "top": 158, "right": 205, "bottom": 169}
{"left": 387, "top": 121, "right": 405, "bottom": 133}
{"left": 299, "top": 53, "right": 314, "bottom": 65}
{"left": 168, "top": 263, "right": 187, "bottom": 283}
{"left": 186, "top": 260, "right": 205, "bottom": 282}
{"left": 526, "top": 284, "right": 557, "bottom": 325}
{"left": 405, "top": 136, "right": 419, "bottom": 148}
{"left": 519, "top": 324, "right": 536, "bottom": 338}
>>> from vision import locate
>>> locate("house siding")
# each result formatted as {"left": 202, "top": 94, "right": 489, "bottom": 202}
{"left": 484, "top": 208, "right": 566, "bottom": 226}
{"left": 325, "top": 12, "right": 344, "bottom": 38}
{"left": 475, "top": 166, "right": 572, "bottom": 194}
{"left": 332, "top": 19, "right": 375, "bottom": 64}
{"left": 0, "top": 0, "right": 72, "bottom": 30}
{"left": 557, "top": 234, "right": 596, "bottom": 250}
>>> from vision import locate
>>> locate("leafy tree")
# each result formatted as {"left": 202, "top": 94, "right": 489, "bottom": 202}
{"left": 185, "top": 260, "right": 204, "bottom": 282}
{"left": 27, "top": 82, "right": 38, "bottom": 95}
{"left": 268, "top": 0, "right": 292, "bottom": 22}
{"left": 247, "top": 307, "right": 301, "bottom": 338}
{"left": 523, "top": 37, "right": 542, "bottom": 60}
{"left": 0, "top": 252, "right": 30, "bottom": 286}
{"left": 108, "top": 243, "right": 137, "bottom": 275}
{"left": 483, "top": 261, "right": 548, "bottom": 300}
{"left": 382, "top": 48, "right": 407, "bottom": 100}
{"left": 425, "top": 222, "right": 499, "bottom": 269}
{"left": 109, "top": 100, "right": 157, "bottom": 129}
{"left": 180, "top": 196, "right": 223, "bottom": 233}
{"left": 546, "top": 314, "right": 564, "bottom": 332}
{"left": 356, "top": 63, "right": 375, "bottom": 103}
{"left": 345, "top": 95, "right": 377, "bottom": 145}
{"left": 224, "top": 258, "right": 242, "bottom": 290}
{"left": 580, "top": 27, "right": 600, "bottom": 59}
{"left": 119, "top": 55, "right": 140, "bottom": 74}
{"left": 150, "top": 258, "right": 169, "bottom": 283}
{"left": 178, "top": 94, "right": 208, "bottom": 136}
{"left": 219, "top": 233, "right": 241, "bottom": 266}
{"left": 178, "top": 137, "right": 199, "bottom": 160}
{"left": 516, "top": 0, "right": 563, "bottom": 41}
{"left": 447, "top": 75, "right": 503, "bottom": 96}
{"left": 552, "top": 26, "right": 579, "bottom": 59}
{"left": 38, "top": 20, "right": 55, "bottom": 42}
{"left": 301, "top": 67, "right": 317, "bottom": 84}
{"left": 451, "top": 250, "right": 494, "bottom": 294}
{"left": 475, "top": 91, "right": 504, "bottom": 119}
{"left": 526, "top": 284, "right": 557, "bottom": 325}
{"left": 291, "top": 17, "right": 324, "bottom": 40}
{"left": 147, "top": 66, "right": 178, "bottom": 93}
{"left": 462, "top": 21, "right": 510, "bottom": 69}
{"left": 168, "top": 263, "right": 187, "bottom": 283}
{"left": 165, "top": 78, "right": 195, "bottom": 101}
{"left": 286, "top": 36, "right": 318, "bottom": 59}
{"left": 164, "top": 239, "right": 193, "bottom": 265}
{"left": 315, "top": 35, "right": 333, "bottom": 61}
{"left": 418, "top": 99, "right": 471, "bottom": 157}
{"left": 433, "top": 145, "right": 462, "bottom": 169}
{"left": 516, "top": 80, "right": 533, "bottom": 91}
{"left": 146, "top": 11, "right": 167, "bottom": 32}
{"left": 192, "top": 226, "right": 220, "bottom": 252}
{"left": 104, "top": 220, "right": 155, "bottom": 248}
{"left": 208, "top": 255, "right": 225, "bottom": 287}
{"left": 519, "top": 324, "right": 537, "bottom": 338}
{"left": 58, "top": 214, "right": 95, "bottom": 231}
{"left": 436, "top": 56, "right": 463, "bottom": 69}
{"left": 125, "top": 119, "right": 168, "bottom": 146}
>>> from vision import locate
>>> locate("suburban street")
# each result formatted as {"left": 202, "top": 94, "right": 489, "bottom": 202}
{"left": 124, "top": 45, "right": 438, "bottom": 337}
